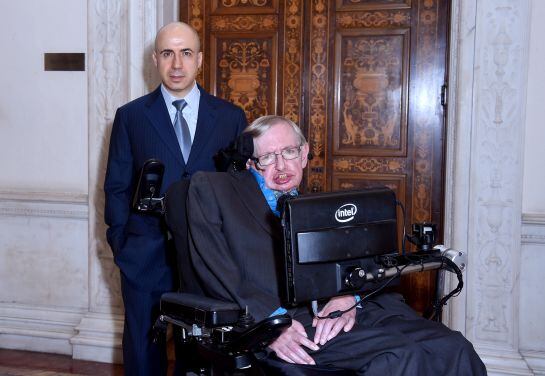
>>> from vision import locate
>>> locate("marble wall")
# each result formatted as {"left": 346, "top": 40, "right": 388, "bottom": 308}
{"left": 0, "top": 0, "right": 90, "bottom": 358}
{"left": 0, "top": 0, "right": 543, "bottom": 374}
{"left": 444, "top": 0, "right": 544, "bottom": 374}
{"left": 0, "top": 0, "right": 176, "bottom": 364}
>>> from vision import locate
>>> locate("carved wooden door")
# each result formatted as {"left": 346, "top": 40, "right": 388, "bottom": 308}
{"left": 180, "top": 0, "right": 450, "bottom": 312}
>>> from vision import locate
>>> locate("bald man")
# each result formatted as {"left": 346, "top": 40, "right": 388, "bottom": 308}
{"left": 104, "top": 22, "right": 247, "bottom": 375}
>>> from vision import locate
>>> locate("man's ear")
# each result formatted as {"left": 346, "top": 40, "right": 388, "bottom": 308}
{"left": 301, "top": 143, "right": 310, "bottom": 168}
{"left": 247, "top": 158, "right": 257, "bottom": 170}
{"left": 197, "top": 51, "right": 203, "bottom": 69}
{"left": 152, "top": 51, "right": 158, "bottom": 68}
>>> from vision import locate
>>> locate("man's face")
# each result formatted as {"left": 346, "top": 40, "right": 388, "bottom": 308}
{"left": 153, "top": 24, "right": 202, "bottom": 97}
{"left": 251, "top": 121, "right": 309, "bottom": 192}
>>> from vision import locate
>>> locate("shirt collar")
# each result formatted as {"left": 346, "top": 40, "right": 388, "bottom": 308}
{"left": 160, "top": 82, "right": 200, "bottom": 111}
{"left": 182, "top": 82, "right": 200, "bottom": 110}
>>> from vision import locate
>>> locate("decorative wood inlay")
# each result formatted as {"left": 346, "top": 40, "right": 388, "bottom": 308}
{"left": 307, "top": 0, "right": 329, "bottom": 193}
{"left": 189, "top": 0, "right": 204, "bottom": 33}
{"left": 332, "top": 173, "right": 406, "bottom": 204}
{"left": 282, "top": 0, "right": 303, "bottom": 123}
{"left": 334, "top": 157, "right": 407, "bottom": 173}
{"left": 335, "top": 31, "right": 407, "bottom": 156}
{"left": 412, "top": 124, "right": 433, "bottom": 222}
{"left": 336, "top": 0, "right": 411, "bottom": 10}
{"left": 337, "top": 10, "right": 411, "bottom": 28}
{"left": 211, "top": 0, "right": 277, "bottom": 15}
{"left": 190, "top": 0, "right": 206, "bottom": 85}
{"left": 218, "top": 0, "right": 272, "bottom": 8}
{"left": 211, "top": 15, "right": 277, "bottom": 31}
{"left": 410, "top": 0, "right": 438, "bottom": 223}
{"left": 216, "top": 37, "right": 275, "bottom": 122}
{"left": 334, "top": 175, "right": 402, "bottom": 190}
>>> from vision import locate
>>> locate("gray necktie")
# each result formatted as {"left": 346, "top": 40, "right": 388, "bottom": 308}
{"left": 172, "top": 99, "right": 192, "bottom": 162}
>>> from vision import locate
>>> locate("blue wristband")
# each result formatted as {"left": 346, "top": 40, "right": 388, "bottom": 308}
{"left": 270, "top": 307, "right": 288, "bottom": 316}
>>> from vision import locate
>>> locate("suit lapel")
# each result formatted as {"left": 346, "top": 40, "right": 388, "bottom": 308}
{"left": 143, "top": 87, "right": 185, "bottom": 166}
{"left": 186, "top": 86, "right": 216, "bottom": 166}
{"left": 230, "top": 170, "right": 283, "bottom": 239}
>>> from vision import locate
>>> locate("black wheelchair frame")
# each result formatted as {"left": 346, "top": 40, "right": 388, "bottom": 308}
{"left": 132, "top": 163, "right": 465, "bottom": 375}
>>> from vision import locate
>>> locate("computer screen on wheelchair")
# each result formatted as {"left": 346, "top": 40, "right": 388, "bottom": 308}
{"left": 279, "top": 187, "right": 400, "bottom": 305}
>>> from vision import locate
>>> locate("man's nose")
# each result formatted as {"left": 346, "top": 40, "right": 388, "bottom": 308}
{"left": 173, "top": 54, "right": 183, "bottom": 68}
{"left": 274, "top": 153, "right": 286, "bottom": 169}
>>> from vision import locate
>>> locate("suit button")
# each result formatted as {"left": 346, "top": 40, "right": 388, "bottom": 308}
{"left": 182, "top": 172, "right": 190, "bottom": 179}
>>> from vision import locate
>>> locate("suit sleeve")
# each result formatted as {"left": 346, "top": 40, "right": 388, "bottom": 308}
{"left": 187, "top": 173, "right": 279, "bottom": 321}
{"left": 104, "top": 107, "right": 133, "bottom": 254}
{"left": 234, "top": 106, "right": 247, "bottom": 136}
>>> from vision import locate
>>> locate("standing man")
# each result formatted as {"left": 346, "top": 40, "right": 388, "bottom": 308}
{"left": 104, "top": 22, "right": 247, "bottom": 375}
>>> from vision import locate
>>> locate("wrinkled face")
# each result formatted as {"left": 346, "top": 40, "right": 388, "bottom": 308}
{"left": 152, "top": 24, "right": 202, "bottom": 97}
{"left": 251, "top": 121, "right": 309, "bottom": 192}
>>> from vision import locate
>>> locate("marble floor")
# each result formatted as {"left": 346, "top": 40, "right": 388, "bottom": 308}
{"left": 0, "top": 349, "right": 124, "bottom": 376}
{"left": 0, "top": 337, "right": 180, "bottom": 376}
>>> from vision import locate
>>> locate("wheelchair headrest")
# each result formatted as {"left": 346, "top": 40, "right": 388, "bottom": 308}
{"left": 214, "top": 133, "right": 254, "bottom": 172}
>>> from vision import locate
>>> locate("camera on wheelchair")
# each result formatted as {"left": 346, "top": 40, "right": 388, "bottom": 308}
{"left": 131, "top": 159, "right": 165, "bottom": 215}
{"left": 407, "top": 223, "right": 437, "bottom": 252}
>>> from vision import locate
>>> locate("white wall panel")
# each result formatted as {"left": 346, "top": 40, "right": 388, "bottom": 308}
{"left": 0, "top": 0, "right": 87, "bottom": 192}
{"left": 0, "top": 196, "right": 88, "bottom": 308}
{"left": 522, "top": 0, "right": 545, "bottom": 214}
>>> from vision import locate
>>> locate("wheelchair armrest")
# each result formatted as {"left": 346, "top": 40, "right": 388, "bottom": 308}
{"left": 228, "top": 314, "right": 291, "bottom": 352}
{"left": 158, "top": 292, "right": 293, "bottom": 372}
{"left": 160, "top": 292, "right": 292, "bottom": 351}
{"left": 161, "top": 292, "right": 242, "bottom": 327}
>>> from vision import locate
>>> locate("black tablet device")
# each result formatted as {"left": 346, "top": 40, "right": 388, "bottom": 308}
{"left": 280, "top": 187, "right": 398, "bottom": 305}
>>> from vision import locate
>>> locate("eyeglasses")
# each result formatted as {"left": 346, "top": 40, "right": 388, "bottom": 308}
{"left": 255, "top": 146, "right": 302, "bottom": 167}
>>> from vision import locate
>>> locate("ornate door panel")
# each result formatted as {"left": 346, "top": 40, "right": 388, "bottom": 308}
{"left": 181, "top": 0, "right": 304, "bottom": 124}
{"left": 180, "top": 0, "right": 449, "bottom": 312}
{"left": 323, "top": 0, "right": 449, "bottom": 311}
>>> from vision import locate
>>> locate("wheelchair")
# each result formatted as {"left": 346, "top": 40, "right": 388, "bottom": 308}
{"left": 133, "top": 161, "right": 466, "bottom": 375}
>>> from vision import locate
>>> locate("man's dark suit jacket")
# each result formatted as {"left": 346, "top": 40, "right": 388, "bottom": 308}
{"left": 187, "top": 169, "right": 289, "bottom": 320}
{"left": 104, "top": 84, "right": 246, "bottom": 292}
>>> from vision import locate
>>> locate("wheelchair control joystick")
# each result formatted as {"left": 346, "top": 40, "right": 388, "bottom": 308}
{"left": 345, "top": 267, "right": 366, "bottom": 289}
{"left": 236, "top": 306, "right": 255, "bottom": 329}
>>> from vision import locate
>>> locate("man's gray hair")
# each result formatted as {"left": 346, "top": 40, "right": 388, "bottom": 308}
{"left": 243, "top": 115, "right": 307, "bottom": 155}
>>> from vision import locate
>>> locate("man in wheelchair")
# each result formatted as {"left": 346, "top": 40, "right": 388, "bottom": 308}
{"left": 163, "top": 115, "right": 486, "bottom": 375}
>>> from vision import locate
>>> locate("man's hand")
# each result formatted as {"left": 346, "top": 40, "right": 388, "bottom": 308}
{"left": 312, "top": 295, "right": 357, "bottom": 345}
{"left": 269, "top": 319, "right": 320, "bottom": 365}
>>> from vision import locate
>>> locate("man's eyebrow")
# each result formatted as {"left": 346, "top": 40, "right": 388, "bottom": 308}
{"left": 159, "top": 47, "right": 194, "bottom": 54}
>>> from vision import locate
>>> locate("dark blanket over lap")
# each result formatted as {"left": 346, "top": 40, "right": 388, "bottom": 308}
{"left": 261, "top": 293, "right": 487, "bottom": 376}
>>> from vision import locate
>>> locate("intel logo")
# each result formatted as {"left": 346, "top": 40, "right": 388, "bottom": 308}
{"left": 335, "top": 203, "right": 357, "bottom": 223}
